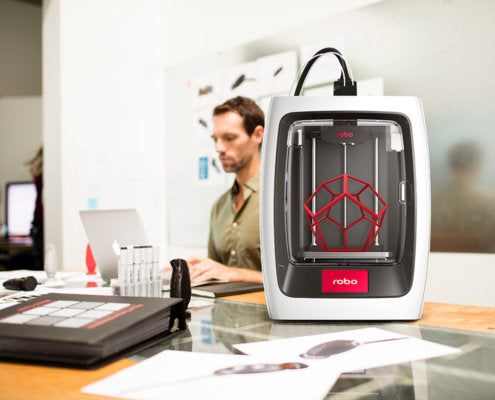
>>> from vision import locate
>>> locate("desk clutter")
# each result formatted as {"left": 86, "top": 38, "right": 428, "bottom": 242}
{"left": 0, "top": 268, "right": 471, "bottom": 399}
{"left": 117, "top": 245, "right": 161, "bottom": 297}
{"left": 82, "top": 327, "right": 460, "bottom": 400}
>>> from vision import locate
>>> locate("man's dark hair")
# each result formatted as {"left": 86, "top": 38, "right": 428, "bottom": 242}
{"left": 213, "top": 96, "right": 264, "bottom": 135}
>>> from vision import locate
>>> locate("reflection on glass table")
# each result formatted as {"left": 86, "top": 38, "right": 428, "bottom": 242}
{"left": 131, "top": 299, "right": 495, "bottom": 399}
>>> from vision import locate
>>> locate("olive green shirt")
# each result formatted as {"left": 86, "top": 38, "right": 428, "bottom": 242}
{"left": 207, "top": 172, "right": 261, "bottom": 271}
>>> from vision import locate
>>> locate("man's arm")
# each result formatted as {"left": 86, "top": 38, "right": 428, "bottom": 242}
{"left": 187, "top": 256, "right": 263, "bottom": 283}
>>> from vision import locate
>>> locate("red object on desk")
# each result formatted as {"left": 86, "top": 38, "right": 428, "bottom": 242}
{"left": 85, "top": 244, "right": 97, "bottom": 275}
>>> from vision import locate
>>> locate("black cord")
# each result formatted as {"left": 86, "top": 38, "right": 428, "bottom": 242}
{"left": 294, "top": 47, "right": 356, "bottom": 96}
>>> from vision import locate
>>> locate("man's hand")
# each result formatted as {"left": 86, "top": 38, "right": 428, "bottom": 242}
{"left": 186, "top": 256, "right": 263, "bottom": 283}
{"left": 186, "top": 256, "right": 234, "bottom": 282}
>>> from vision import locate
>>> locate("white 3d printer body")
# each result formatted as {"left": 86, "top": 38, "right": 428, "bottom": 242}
{"left": 261, "top": 49, "right": 430, "bottom": 320}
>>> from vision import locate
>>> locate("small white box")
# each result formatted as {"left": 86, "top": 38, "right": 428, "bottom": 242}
{"left": 127, "top": 246, "right": 134, "bottom": 296}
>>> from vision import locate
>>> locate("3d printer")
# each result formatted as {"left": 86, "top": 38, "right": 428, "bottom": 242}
{"left": 261, "top": 48, "right": 430, "bottom": 320}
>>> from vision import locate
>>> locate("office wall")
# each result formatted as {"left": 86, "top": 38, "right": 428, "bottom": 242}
{"left": 0, "top": 97, "right": 42, "bottom": 229}
{"left": 165, "top": 0, "right": 495, "bottom": 306}
{"left": 0, "top": 0, "right": 41, "bottom": 96}
{"left": 41, "top": 0, "right": 380, "bottom": 268}
{"left": 426, "top": 253, "right": 495, "bottom": 308}
{"left": 43, "top": 0, "right": 167, "bottom": 269}
{"left": 162, "top": 0, "right": 382, "bottom": 67}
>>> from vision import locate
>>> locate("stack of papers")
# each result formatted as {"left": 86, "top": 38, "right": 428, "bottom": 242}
{"left": 82, "top": 327, "right": 460, "bottom": 399}
{"left": 84, "top": 351, "right": 338, "bottom": 400}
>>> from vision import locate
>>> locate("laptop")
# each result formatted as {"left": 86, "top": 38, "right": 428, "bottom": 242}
{"left": 79, "top": 209, "right": 150, "bottom": 282}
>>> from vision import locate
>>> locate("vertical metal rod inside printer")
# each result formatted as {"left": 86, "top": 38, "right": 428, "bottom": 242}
{"left": 343, "top": 142, "right": 347, "bottom": 229}
{"left": 374, "top": 137, "right": 380, "bottom": 246}
{"left": 311, "top": 134, "right": 316, "bottom": 247}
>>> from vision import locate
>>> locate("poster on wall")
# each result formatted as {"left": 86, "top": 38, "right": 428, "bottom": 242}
{"left": 256, "top": 50, "right": 298, "bottom": 97}
{"left": 192, "top": 108, "right": 214, "bottom": 144}
{"left": 223, "top": 61, "right": 259, "bottom": 100}
{"left": 189, "top": 69, "right": 225, "bottom": 110}
{"left": 193, "top": 152, "right": 227, "bottom": 187}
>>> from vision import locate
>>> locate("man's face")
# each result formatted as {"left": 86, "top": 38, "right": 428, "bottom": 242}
{"left": 211, "top": 111, "right": 261, "bottom": 173}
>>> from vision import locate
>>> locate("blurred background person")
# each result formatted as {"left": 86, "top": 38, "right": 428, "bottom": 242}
{"left": 431, "top": 141, "right": 495, "bottom": 253}
{"left": 25, "top": 146, "right": 44, "bottom": 269}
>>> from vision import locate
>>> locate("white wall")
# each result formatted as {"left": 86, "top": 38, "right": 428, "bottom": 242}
{"left": 43, "top": 0, "right": 167, "bottom": 269}
{"left": 0, "top": 97, "right": 42, "bottom": 228}
{"left": 162, "top": 0, "right": 381, "bottom": 67}
{"left": 0, "top": 0, "right": 41, "bottom": 95}
{"left": 426, "top": 253, "right": 494, "bottom": 308}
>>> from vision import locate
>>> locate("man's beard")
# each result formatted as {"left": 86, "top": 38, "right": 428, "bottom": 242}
{"left": 220, "top": 153, "right": 252, "bottom": 173}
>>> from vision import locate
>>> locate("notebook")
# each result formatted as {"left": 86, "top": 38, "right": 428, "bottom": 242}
{"left": 79, "top": 209, "right": 150, "bottom": 282}
{"left": 191, "top": 281, "right": 264, "bottom": 298}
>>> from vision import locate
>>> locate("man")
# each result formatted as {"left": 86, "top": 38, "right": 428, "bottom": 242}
{"left": 187, "top": 96, "right": 264, "bottom": 283}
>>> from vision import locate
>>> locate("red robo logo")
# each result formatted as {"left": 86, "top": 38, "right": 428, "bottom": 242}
{"left": 322, "top": 270, "right": 368, "bottom": 293}
{"left": 337, "top": 131, "right": 353, "bottom": 137}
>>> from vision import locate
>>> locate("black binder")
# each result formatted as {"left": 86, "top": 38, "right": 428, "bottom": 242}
{"left": 0, "top": 293, "right": 185, "bottom": 367}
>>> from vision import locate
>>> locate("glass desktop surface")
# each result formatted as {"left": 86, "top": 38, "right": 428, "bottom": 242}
{"left": 131, "top": 298, "right": 495, "bottom": 400}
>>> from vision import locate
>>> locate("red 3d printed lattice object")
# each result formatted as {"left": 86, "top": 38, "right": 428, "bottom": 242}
{"left": 304, "top": 174, "right": 387, "bottom": 252}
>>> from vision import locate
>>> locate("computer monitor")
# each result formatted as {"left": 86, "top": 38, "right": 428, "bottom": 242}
{"left": 5, "top": 181, "right": 36, "bottom": 238}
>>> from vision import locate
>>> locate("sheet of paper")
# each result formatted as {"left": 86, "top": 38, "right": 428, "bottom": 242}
{"left": 234, "top": 327, "right": 461, "bottom": 373}
{"left": 82, "top": 350, "right": 339, "bottom": 400}
{"left": 188, "top": 299, "right": 214, "bottom": 312}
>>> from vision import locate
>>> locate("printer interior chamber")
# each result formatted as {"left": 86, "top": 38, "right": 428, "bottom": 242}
{"left": 279, "top": 113, "right": 416, "bottom": 269}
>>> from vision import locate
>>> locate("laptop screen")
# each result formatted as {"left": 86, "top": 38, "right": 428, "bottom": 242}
{"left": 5, "top": 181, "right": 36, "bottom": 238}
{"left": 79, "top": 209, "right": 150, "bottom": 282}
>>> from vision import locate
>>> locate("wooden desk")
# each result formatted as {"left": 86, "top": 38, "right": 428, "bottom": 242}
{"left": 411, "top": 302, "right": 495, "bottom": 334}
{"left": 223, "top": 292, "right": 495, "bottom": 334}
{"left": 1, "top": 293, "right": 493, "bottom": 400}
{"left": 0, "top": 359, "right": 135, "bottom": 400}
